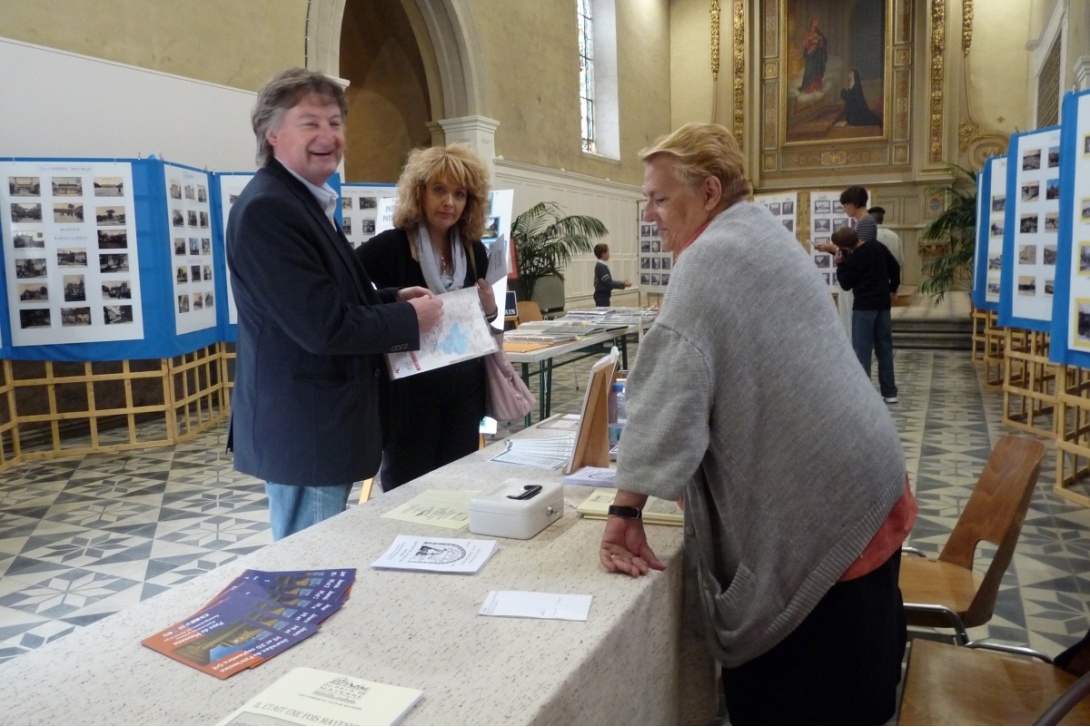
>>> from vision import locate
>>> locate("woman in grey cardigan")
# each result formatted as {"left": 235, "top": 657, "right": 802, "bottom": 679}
{"left": 598, "top": 123, "right": 916, "bottom": 725}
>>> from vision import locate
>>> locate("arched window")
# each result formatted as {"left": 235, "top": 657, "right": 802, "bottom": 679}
{"left": 577, "top": 0, "right": 618, "bottom": 159}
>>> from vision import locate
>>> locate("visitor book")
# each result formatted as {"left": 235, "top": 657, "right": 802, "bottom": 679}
{"left": 218, "top": 667, "right": 423, "bottom": 726}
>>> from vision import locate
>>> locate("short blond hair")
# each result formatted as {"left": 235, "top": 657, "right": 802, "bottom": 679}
{"left": 638, "top": 123, "right": 752, "bottom": 207}
{"left": 392, "top": 144, "right": 491, "bottom": 241}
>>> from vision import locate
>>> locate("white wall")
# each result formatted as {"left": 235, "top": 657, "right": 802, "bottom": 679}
{"left": 494, "top": 159, "right": 643, "bottom": 308}
{"left": 0, "top": 38, "right": 256, "bottom": 171}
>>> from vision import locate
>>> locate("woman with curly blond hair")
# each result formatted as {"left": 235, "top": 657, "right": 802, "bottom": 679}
{"left": 356, "top": 144, "right": 497, "bottom": 490}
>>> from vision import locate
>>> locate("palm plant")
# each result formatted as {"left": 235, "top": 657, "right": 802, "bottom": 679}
{"left": 919, "top": 163, "right": 978, "bottom": 302}
{"left": 510, "top": 201, "right": 608, "bottom": 302}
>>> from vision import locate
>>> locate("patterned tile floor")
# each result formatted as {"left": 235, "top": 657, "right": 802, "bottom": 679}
{"left": 1, "top": 323, "right": 1088, "bottom": 664}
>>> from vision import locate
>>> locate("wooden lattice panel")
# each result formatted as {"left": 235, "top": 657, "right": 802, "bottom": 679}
{"left": 0, "top": 344, "right": 235, "bottom": 477}
{"left": 1002, "top": 329, "right": 1058, "bottom": 438}
{"left": 1056, "top": 365, "right": 1090, "bottom": 507}
{"left": 167, "top": 344, "right": 227, "bottom": 442}
{"left": 971, "top": 307, "right": 989, "bottom": 362}
{"left": 981, "top": 311, "right": 1008, "bottom": 387}
{"left": 0, "top": 360, "right": 18, "bottom": 468}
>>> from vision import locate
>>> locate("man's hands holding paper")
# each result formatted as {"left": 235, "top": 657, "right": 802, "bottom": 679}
{"left": 399, "top": 286, "right": 443, "bottom": 332}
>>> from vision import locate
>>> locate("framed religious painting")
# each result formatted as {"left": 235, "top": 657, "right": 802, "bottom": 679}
{"left": 782, "top": 0, "right": 890, "bottom": 145}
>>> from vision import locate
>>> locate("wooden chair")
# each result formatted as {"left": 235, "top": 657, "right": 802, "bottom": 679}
{"left": 899, "top": 435, "right": 1046, "bottom": 644}
{"left": 516, "top": 300, "right": 543, "bottom": 324}
{"left": 898, "top": 638, "right": 1090, "bottom": 725}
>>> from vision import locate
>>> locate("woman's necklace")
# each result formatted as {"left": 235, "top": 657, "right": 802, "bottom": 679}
{"left": 435, "top": 240, "right": 452, "bottom": 275}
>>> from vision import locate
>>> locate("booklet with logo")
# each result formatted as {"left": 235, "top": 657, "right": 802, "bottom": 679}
{"left": 371, "top": 534, "right": 498, "bottom": 574}
{"left": 218, "top": 667, "right": 423, "bottom": 726}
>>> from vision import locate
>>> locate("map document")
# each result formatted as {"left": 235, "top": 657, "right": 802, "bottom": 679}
{"left": 386, "top": 286, "right": 498, "bottom": 379}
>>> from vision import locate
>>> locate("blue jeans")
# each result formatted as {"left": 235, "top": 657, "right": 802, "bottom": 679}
{"left": 851, "top": 309, "right": 897, "bottom": 398}
{"left": 265, "top": 482, "right": 352, "bottom": 541}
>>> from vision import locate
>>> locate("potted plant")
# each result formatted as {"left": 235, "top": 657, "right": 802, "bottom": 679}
{"left": 510, "top": 201, "right": 608, "bottom": 303}
{"left": 919, "top": 163, "right": 978, "bottom": 302}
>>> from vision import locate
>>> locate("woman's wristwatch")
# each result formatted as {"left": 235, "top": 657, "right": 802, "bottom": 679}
{"left": 607, "top": 505, "right": 642, "bottom": 520}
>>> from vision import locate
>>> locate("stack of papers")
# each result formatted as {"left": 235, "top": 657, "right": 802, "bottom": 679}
{"left": 514, "top": 319, "right": 626, "bottom": 336}
{"left": 219, "top": 667, "right": 423, "bottom": 726}
{"left": 371, "top": 534, "right": 498, "bottom": 574}
{"left": 142, "top": 568, "right": 355, "bottom": 679}
{"left": 489, "top": 435, "right": 574, "bottom": 470}
{"left": 561, "top": 307, "right": 658, "bottom": 326}
{"left": 562, "top": 465, "right": 616, "bottom": 486}
{"left": 575, "top": 488, "right": 685, "bottom": 526}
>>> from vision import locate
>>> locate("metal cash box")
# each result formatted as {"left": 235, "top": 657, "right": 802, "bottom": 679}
{"left": 468, "top": 480, "right": 564, "bottom": 539}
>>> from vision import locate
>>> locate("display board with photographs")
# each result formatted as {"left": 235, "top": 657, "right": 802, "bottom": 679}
{"left": 754, "top": 192, "right": 799, "bottom": 242}
{"left": 1, "top": 160, "right": 145, "bottom": 346}
{"left": 165, "top": 163, "right": 216, "bottom": 335}
{"left": 999, "top": 126, "right": 1061, "bottom": 332}
{"left": 482, "top": 189, "right": 515, "bottom": 328}
{"left": 216, "top": 173, "right": 254, "bottom": 327}
{"left": 808, "top": 190, "right": 859, "bottom": 292}
{"left": 1051, "top": 90, "right": 1090, "bottom": 365}
{"left": 637, "top": 201, "right": 670, "bottom": 293}
{"left": 972, "top": 156, "right": 1007, "bottom": 310}
{"left": 339, "top": 184, "right": 392, "bottom": 248}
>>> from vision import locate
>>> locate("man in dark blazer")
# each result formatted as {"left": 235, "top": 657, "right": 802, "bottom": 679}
{"left": 227, "top": 68, "right": 443, "bottom": 540}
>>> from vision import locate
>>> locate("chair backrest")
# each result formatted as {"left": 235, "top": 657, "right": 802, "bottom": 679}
{"left": 940, "top": 435, "right": 1046, "bottom": 624}
{"left": 517, "top": 300, "right": 543, "bottom": 324}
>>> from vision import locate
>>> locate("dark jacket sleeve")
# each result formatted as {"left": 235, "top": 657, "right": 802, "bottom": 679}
{"left": 229, "top": 193, "right": 418, "bottom": 356}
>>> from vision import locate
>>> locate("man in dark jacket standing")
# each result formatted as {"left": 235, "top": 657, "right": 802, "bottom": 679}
{"left": 227, "top": 68, "right": 443, "bottom": 540}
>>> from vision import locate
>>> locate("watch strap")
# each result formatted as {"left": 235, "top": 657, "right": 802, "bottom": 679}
{"left": 607, "top": 505, "right": 642, "bottom": 520}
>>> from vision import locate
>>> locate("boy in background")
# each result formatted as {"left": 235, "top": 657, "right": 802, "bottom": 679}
{"left": 593, "top": 243, "right": 632, "bottom": 307}
{"left": 833, "top": 226, "right": 901, "bottom": 404}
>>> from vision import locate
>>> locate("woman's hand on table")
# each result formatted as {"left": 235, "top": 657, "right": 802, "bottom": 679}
{"left": 600, "top": 516, "right": 665, "bottom": 577}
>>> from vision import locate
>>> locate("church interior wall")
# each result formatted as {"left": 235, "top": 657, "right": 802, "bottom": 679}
{"left": 1, "top": 0, "right": 1086, "bottom": 299}
{"left": 0, "top": 0, "right": 305, "bottom": 90}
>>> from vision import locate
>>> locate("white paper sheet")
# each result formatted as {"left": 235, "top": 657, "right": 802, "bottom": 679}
{"left": 478, "top": 590, "right": 592, "bottom": 621}
{"left": 380, "top": 490, "right": 477, "bottom": 530}
{"left": 371, "top": 534, "right": 497, "bottom": 574}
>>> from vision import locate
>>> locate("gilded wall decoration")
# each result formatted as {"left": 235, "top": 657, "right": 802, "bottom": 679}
{"left": 733, "top": 0, "right": 746, "bottom": 149}
{"left": 929, "top": 0, "right": 945, "bottom": 163}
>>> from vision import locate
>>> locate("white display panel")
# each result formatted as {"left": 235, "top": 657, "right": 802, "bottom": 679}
{"left": 637, "top": 201, "right": 670, "bottom": 293}
{"left": 984, "top": 157, "right": 1008, "bottom": 305}
{"left": 164, "top": 164, "right": 216, "bottom": 335}
{"left": 217, "top": 174, "right": 254, "bottom": 326}
{"left": 1007, "top": 128, "right": 1061, "bottom": 325}
{"left": 1062, "top": 94, "right": 1090, "bottom": 354}
{"left": 2, "top": 160, "right": 144, "bottom": 345}
{"left": 808, "top": 190, "right": 850, "bottom": 291}
{"left": 339, "top": 184, "right": 393, "bottom": 248}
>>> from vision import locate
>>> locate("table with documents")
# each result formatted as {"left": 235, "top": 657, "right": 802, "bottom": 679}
{"left": 504, "top": 318, "right": 643, "bottom": 423}
{"left": 0, "top": 422, "right": 715, "bottom": 726}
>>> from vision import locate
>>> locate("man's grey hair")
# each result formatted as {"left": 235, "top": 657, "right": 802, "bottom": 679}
{"left": 251, "top": 68, "right": 348, "bottom": 167}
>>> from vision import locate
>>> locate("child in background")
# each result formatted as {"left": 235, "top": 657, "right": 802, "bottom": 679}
{"left": 593, "top": 243, "right": 632, "bottom": 307}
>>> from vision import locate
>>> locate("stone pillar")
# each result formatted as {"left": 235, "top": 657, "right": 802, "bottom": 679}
{"left": 437, "top": 115, "right": 500, "bottom": 176}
